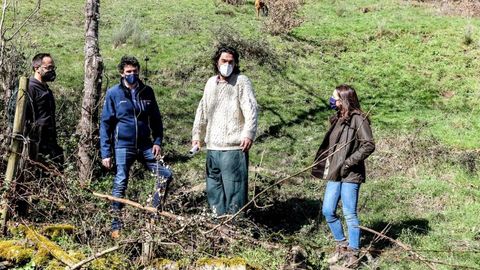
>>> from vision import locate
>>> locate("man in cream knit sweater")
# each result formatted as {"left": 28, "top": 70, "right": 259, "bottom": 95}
{"left": 192, "top": 45, "right": 258, "bottom": 216}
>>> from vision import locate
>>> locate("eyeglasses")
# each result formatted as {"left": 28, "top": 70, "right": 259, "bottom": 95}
{"left": 41, "top": 65, "right": 56, "bottom": 71}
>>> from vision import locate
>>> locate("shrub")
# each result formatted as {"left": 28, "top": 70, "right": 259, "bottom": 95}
{"left": 263, "top": 0, "right": 304, "bottom": 35}
{"left": 0, "top": 43, "right": 28, "bottom": 162}
{"left": 112, "top": 16, "right": 150, "bottom": 48}
{"left": 464, "top": 23, "right": 474, "bottom": 45}
{"left": 335, "top": 4, "right": 347, "bottom": 17}
{"left": 212, "top": 26, "right": 284, "bottom": 71}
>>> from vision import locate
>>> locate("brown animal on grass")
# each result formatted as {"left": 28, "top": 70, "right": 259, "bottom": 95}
{"left": 255, "top": 0, "right": 268, "bottom": 17}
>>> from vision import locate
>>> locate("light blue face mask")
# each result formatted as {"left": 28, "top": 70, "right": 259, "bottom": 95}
{"left": 125, "top": 73, "right": 139, "bottom": 84}
{"left": 329, "top": 96, "right": 338, "bottom": 110}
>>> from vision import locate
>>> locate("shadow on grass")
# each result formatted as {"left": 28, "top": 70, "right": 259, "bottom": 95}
{"left": 363, "top": 218, "right": 430, "bottom": 255}
{"left": 248, "top": 197, "right": 321, "bottom": 235}
{"left": 256, "top": 104, "right": 328, "bottom": 143}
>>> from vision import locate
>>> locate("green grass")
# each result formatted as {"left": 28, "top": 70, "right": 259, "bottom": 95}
{"left": 3, "top": 0, "right": 480, "bottom": 268}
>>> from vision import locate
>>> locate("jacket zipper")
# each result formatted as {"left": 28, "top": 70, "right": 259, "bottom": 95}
{"left": 133, "top": 85, "right": 147, "bottom": 149}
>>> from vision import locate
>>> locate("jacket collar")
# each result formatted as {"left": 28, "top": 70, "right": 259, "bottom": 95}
{"left": 119, "top": 78, "right": 146, "bottom": 93}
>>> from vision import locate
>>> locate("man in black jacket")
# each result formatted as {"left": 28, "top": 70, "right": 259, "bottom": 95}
{"left": 15, "top": 53, "right": 64, "bottom": 216}
{"left": 25, "top": 53, "right": 64, "bottom": 170}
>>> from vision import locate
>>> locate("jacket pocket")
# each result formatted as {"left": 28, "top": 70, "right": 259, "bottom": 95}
{"left": 340, "top": 163, "right": 351, "bottom": 178}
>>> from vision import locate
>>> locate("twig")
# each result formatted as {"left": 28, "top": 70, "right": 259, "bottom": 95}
{"left": 26, "top": 157, "right": 64, "bottom": 177}
{"left": 359, "top": 225, "right": 437, "bottom": 270}
{"left": 68, "top": 245, "right": 121, "bottom": 270}
{"left": 0, "top": 0, "right": 9, "bottom": 37}
{"left": 361, "top": 223, "right": 392, "bottom": 265}
{"left": 4, "top": 0, "right": 41, "bottom": 41}
{"left": 252, "top": 150, "right": 272, "bottom": 209}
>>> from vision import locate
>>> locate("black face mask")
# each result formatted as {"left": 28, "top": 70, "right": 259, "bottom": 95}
{"left": 42, "top": 70, "right": 56, "bottom": 82}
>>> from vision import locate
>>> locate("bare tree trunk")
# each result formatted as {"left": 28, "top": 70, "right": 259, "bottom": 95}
{"left": 77, "top": 0, "right": 103, "bottom": 185}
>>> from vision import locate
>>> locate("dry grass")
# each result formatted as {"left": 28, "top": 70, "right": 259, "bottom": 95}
{"left": 413, "top": 0, "right": 480, "bottom": 17}
{"left": 368, "top": 133, "right": 479, "bottom": 180}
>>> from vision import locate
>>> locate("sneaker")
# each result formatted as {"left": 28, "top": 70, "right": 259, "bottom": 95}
{"left": 111, "top": 229, "right": 121, "bottom": 239}
{"left": 326, "top": 242, "right": 348, "bottom": 264}
{"left": 342, "top": 248, "right": 360, "bottom": 268}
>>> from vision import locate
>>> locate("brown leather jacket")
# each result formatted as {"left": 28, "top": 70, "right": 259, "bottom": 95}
{"left": 311, "top": 113, "right": 375, "bottom": 183}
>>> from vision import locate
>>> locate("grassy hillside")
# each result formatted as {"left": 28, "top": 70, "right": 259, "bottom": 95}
{"left": 2, "top": 0, "right": 480, "bottom": 269}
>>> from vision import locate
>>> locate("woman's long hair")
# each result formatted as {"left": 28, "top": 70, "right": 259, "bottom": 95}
{"left": 331, "top": 84, "right": 367, "bottom": 124}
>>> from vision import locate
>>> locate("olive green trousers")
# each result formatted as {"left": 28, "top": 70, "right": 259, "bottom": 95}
{"left": 206, "top": 150, "right": 248, "bottom": 216}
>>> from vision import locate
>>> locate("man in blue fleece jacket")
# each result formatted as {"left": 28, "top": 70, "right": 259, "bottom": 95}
{"left": 100, "top": 55, "right": 172, "bottom": 237}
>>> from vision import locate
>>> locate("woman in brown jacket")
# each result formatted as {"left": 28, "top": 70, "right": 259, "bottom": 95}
{"left": 312, "top": 85, "right": 375, "bottom": 268}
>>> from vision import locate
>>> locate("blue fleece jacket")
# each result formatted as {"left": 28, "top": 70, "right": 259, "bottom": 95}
{"left": 100, "top": 79, "right": 163, "bottom": 158}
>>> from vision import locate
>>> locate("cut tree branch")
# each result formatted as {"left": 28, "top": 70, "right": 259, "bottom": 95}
{"left": 359, "top": 225, "right": 437, "bottom": 270}
{"left": 68, "top": 245, "right": 121, "bottom": 270}
{"left": 91, "top": 192, "right": 183, "bottom": 221}
{"left": 91, "top": 191, "right": 282, "bottom": 250}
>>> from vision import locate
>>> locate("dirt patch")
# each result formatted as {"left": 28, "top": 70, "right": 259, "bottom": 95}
{"left": 413, "top": 0, "right": 480, "bottom": 17}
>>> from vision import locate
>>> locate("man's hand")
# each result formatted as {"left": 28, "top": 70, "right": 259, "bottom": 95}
{"left": 102, "top": 157, "right": 113, "bottom": 169}
{"left": 192, "top": 140, "right": 201, "bottom": 150}
{"left": 240, "top": 137, "right": 253, "bottom": 152}
{"left": 152, "top": 145, "right": 162, "bottom": 158}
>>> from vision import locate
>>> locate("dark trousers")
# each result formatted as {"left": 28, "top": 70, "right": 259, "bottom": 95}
{"left": 14, "top": 139, "right": 64, "bottom": 216}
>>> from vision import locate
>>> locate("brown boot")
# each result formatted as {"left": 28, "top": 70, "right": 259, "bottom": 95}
{"left": 326, "top": 241, "right": 348, "bottom": 264}
{"left": 342, "top": 248, "right": 360, "bottom": 269}
{"left": 111, "top": 229, "right": 121, "bottom": 239}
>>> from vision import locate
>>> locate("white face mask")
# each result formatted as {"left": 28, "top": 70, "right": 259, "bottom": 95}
{"left": 219, "top": 63, "right": 233, "bottom": 77}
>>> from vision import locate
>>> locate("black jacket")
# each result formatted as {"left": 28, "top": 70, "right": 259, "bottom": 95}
{"left": 25, "top": 77, "right": 58, "bottom": 146}
{"left": 311, "top": 113, "right": 375, "bottom": 183}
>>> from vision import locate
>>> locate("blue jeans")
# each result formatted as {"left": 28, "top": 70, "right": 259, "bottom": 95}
{"left": 206, "top": 150, "right": 248, "bottom": 216}
{"left": 112, "top": 147, "right": 172, "bottom": 230}
{"left": 322, "top": 181, "right": 361, "bottom": 250}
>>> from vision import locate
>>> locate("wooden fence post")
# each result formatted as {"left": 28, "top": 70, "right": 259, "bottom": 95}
{"left": 1, "top": 76, "right": 28, "bottom": 235}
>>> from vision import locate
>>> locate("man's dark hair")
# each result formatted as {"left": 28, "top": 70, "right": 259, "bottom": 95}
{"left": 32, "top": 53, "right": 51, "bottom": 71}
{"left": 211, "top": 45, "right": 240, "bottom": 75}
{"left": 117, "top": 55, "right": 140, "bottom": 73}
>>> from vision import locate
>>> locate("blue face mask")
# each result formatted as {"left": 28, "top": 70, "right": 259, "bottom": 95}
{"left": 329, "top": 96, "right": 338, "bottom": 110}
{"left": 125, "top": 73, "right": 139, "bottom": 85}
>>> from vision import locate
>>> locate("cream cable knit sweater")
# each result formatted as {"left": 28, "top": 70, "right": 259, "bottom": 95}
{"left": 192, "top": 74, "right": 258, "bottom": 150}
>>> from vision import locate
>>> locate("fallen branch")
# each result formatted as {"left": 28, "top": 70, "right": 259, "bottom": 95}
{"left": 359, "top": 225, "right": 437, "bottom": 270}
{"left": 92, "top": 191, "right": 281, "bottom": 250}
{"left": 91, "top": 192, "right": 182, "bottom": 221}
{"left": 23, "top": 225, "right": 78, "bottom": 268}
{"left": 68, "top": 245, "right": 120, "bottom": 270}
{"left": 92, "top": 192, "right": 235, "bottom": 235}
